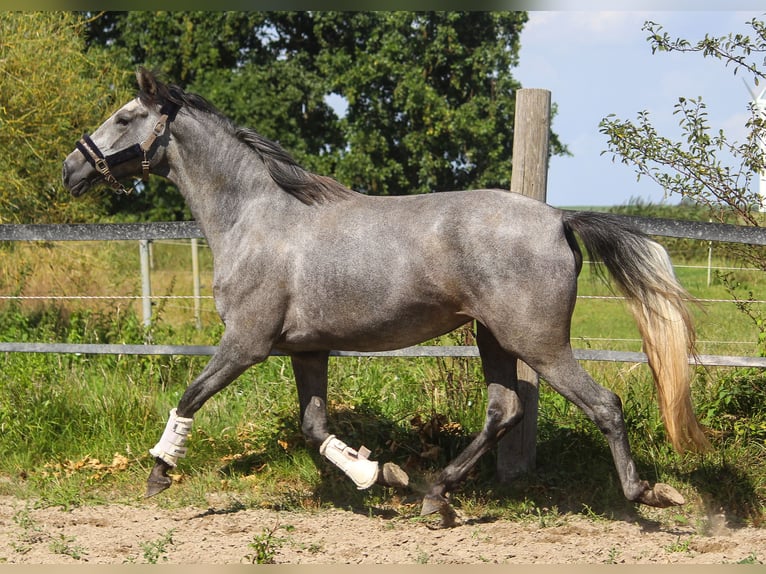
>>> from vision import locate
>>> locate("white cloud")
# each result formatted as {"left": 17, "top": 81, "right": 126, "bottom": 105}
{"left": 517, "top": 10, "right": 766, "bottom": 205}
{"left": 522, "top": 11, "right": 652, "bottom": 47}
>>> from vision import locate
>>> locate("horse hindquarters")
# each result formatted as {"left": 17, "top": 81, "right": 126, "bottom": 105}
{"left": 421, "top": 211, "right": 689, "bottom": 518}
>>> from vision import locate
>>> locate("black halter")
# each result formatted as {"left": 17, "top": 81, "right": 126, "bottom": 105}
{"left": 76, "top": 100, "right": 180, "bottom": 194}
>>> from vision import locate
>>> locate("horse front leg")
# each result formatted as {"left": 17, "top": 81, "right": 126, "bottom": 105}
{"left": 291, "top": 351, "right": 408, "bottom": 490}
{"left": 422, "top": 324, "right": 524, "bottom": 526}
{"left": 145, "top": 337, "right": 264, "bottom": 497}
{"left": 422, "top": 383, "right": 524, "bottom": 524}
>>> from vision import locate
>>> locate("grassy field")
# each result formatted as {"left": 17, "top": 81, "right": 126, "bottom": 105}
{"left": 0, "top": 229, "right": 765, "bottom": 528}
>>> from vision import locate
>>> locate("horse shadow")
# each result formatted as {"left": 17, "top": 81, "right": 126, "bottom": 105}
{"left": 516, "top": 426, "right": 762, "bottom": 529}
{"left": 682, "top": 460, "right": 762, "bottom": 527}
{"left": 217, "top": 406, "right": 762, "bottom": 527}
{"left": 216, "top": 401, "right": 477, "bottom": 517}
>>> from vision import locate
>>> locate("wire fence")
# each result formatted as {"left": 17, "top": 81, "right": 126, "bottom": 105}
{"left": 1, "top": 293, "right": 763, "bottom": 305}
{"left": 2, "top": 214, "right": 766, "bottom": 367}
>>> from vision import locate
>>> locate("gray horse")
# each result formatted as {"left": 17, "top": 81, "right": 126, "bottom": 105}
{"left": 63, "top": 68, "right": 709, "bottom": 524}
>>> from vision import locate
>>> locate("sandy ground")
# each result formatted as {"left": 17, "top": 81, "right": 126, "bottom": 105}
{"left": 0, "top": 494, "right": 763, "bottom": 564}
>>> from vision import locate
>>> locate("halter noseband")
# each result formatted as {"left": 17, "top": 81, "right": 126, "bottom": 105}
{"left": 76, "top": 100, "right": 180, "bottom": 195}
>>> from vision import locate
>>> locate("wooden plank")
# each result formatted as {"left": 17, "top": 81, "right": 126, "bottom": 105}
{"left": 3, "top": 342, "right": 765, "bottom": 368}
{"left": 499, "top": 88, "right": 552, "bottom": 480}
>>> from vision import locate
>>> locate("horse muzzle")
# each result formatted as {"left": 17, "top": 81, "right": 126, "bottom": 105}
{"left": 62, "top": 153, "right": 95, "bottom": 197}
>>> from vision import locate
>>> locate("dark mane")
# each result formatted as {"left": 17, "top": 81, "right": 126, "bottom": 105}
{"left": 138, "top": 71, "right": 355, "bottom": 205}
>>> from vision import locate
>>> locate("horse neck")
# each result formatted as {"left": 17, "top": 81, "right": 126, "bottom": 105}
{"left": 164, "top": 111, "right": 287, "bottom": 249}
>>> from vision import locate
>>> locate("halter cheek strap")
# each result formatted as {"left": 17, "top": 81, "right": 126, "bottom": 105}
{"left": 76, "top": 100, "right": 180, "bottom": 195}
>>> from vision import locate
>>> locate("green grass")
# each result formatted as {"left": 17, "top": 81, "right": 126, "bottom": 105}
{"left": 0, "top": 233, "right": 765, "bottom": 527}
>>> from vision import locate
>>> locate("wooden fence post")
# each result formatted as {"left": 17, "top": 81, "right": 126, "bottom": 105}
{"left": 139, "top": 239, "right": 153, "bottom": 330}
{"left": 191, "top": 238, "right": 202, "bottom": 330}
{"left": 497, "top": 88, "right": 551, "bottom": 481}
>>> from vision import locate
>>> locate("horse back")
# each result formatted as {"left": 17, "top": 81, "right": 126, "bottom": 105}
{"left": 270, "top": 189, "right": 578, "bottom": 352}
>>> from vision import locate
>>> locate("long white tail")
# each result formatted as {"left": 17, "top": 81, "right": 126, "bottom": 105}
{"left": 564, "top": 211, "right": 710, "bottom": 453}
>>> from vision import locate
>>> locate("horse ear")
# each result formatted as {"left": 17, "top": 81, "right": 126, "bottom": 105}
{"left": 136, "top": 67, "right": 158, "bottom": 97}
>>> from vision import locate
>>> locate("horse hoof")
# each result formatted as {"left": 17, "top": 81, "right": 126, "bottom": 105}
{"left": 421, "top": 494, "right": 447, "bottom": 516}
{"left": 379, "top": 462, "right": 409, "bottom": 488}
{"left": 145, "top": 476, "right": 172, "bottom": 498}
{"left": 421, "top": 494, "right": 460, "bottom": 527}
{"left": 637, "top": 482, "right": 685, "bottom": 508}
{"left": 145, "top": 460, "right": 173, "bottom": 498}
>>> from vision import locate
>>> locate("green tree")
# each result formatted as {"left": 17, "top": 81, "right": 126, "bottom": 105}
{"left": 0, "top": 12, "right": 132, "bottom": 224}
{"left": 313, "top": 11, "right": 553, "bottom": 195}
{"left": 85, "top": 11, "right": 567, "bottom": 220}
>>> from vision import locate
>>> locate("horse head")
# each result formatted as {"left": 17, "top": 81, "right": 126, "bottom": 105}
{"left": 62, "top": 68, "right": 180, "bottom": 197}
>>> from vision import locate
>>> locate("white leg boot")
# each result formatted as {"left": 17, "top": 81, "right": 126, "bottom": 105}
{"left": 149, "top": 408, "right": 193, "bottom": 467}
{"left": 319, "top": 435, "right": 379, "bottom": 489}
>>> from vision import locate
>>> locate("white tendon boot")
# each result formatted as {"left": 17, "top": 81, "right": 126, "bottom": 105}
{"left": 319, "top": 435, "right": 379, "bottom": 489}
{"left": 149, "top": 408, "right": 194, "bottom": 467}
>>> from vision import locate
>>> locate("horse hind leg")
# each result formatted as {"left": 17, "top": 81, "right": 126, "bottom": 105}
{"left": 291, "top": 352, "right": 408, "bottom": 490}
{"left": 421, "top": 323, "right": 524, "bottom": 525}
{"left": 535, "top": 353, "right": 684, "bottom": 508}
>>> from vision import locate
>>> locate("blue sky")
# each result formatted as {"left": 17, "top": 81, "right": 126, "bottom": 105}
{"left": 514, "top": 11, "right": 764, "bottom": 207}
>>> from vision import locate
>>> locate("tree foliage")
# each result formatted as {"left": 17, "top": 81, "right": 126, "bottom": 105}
{"left": 83, "top": 11, "right": 566, "bottom": 220}
{"left": 600, "top": 18, "right": 766, "bottom": 229}
{"left": 0, "top": 12, "right": 132, "bottom": 224}
{"left": 599, "top": 17, "right": 766, "bottom": 349}
{"left": 313, "top": 12, "right": 538, "bottom": 195}
{"left": 1, "top": 11, "right": 568, "bottom": 223}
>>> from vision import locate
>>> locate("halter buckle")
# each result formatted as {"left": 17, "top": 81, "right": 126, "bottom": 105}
{"left": 153, "top": 119, "right": 166, "bottom": 137}
{"left": 95, "top": 157, "right": 110, "bottom": 175}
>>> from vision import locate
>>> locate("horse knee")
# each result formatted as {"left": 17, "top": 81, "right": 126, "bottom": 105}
{"left": 301, "top": 396, "right": 330, "bottom": 446}
{"left": 486, "top": 383, "right": 523, "bottom": 437}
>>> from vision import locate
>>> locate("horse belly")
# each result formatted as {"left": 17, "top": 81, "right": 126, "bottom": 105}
{"left": 278, "top": 298, "right": 470, "bottom": 353}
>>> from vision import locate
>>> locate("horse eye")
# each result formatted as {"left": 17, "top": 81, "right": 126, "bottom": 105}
{"left": 115, "top": 116, "right": 130, "bottom": 126}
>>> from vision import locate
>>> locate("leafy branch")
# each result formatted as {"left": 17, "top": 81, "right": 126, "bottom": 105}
{"left": 644, "top": 18, "right": 766, "bottom": 85}
{"left": 601, "top": 16, "right": 766, "bottom": 350}
{"left": 600, "top": 96, "right": 766, "bottom": 227}
{"left": 600, "top": 17, "right": 766, "bottom": 229}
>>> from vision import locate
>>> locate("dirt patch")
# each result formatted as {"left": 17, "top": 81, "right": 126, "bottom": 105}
{"left": 0, "top": 495, "right": 762, "bottom": 564}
